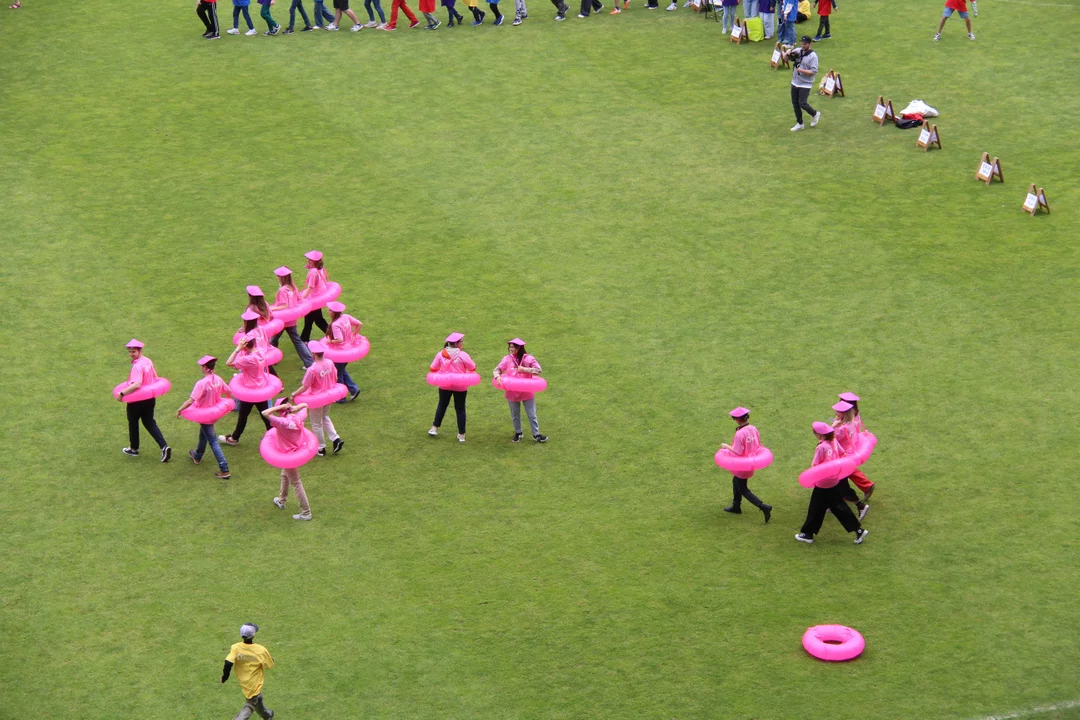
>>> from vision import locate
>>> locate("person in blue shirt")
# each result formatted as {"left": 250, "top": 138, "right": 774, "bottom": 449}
{"left": 227, "top": 0, "right": 258, "bottom": 33}
{"left": 778, "top": 0, "right": 797, "bottom": 44}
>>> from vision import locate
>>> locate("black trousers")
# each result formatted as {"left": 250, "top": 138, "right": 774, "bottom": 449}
{"left": 815, "top": 15, "right": 829, "bottom": 35}
{"left": 579, "top": 0, "right": 602, "bottom": 15}
{"left": 800, "top": 483, "right": 860, "bottom": 537}
{"left": 731, "top": 476, "right": 766, "bottom": 510}
{"left": 126, "top": 398, "right": 168, "bottom": 452}
{"left": 791, "top": 84, "right": 817, "bottom": 124}
{"left": 197, "top": 0, "right": 220, "bottom": 33}
{"left": 228, "top": 401, "right": 271, "bottom": 441}
{"left": 550, "top": 0, "right": 568, "bottom": 11}
{"left": 433, "top": 389, "right": 467, "bottom": 434}
{"left": 300, "top": 309, "right": 328, "bottom": 342}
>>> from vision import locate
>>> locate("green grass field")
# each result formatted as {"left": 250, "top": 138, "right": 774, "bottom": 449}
{"left": 2, "top": 0, "right": 1080, "bottom": 717}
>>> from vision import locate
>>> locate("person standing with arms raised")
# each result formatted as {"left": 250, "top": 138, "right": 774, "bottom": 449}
{"left": 720, "top": 407, "right": 772, "bottom": 522}
{"left": 429, "top": 332, "right": 476, "bottom": 443}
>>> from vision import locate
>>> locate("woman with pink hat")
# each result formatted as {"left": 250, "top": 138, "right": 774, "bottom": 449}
{"left": 176, "top": 356, "right": 232, "bottom": 479}
{"left": 832, "top": 400, "right": 872, "bottom": 514}
{"left": 719, "top": 407, "right": 771, "bottom": 522}
{"left": 116, "top": 339, "right": 172, "bottom": 462}
{"left": 795, "top": 422, "right": 867, "bottom": 545}
{"left": 325, "top": 301, "right": 361, "bottom": 403}
{"left": 429, "top": 332, "right": 476, "bottom": 442}
{"left": 493, "top": 339, "right": 548, "bottom": 443}
{"left": 269, "top": 266, "right": 314, "bottom": 368}
{"left": 300, "top": 251, "right": 331, "bottom": 343}
{"left": 236, "top": 309, "right": 280, "bottom": 377}
{"left": 289, "top": 341, "right": 344, "bottom": 456}
{"left": 219, "top": 335, "right": 274, "bottom": 447}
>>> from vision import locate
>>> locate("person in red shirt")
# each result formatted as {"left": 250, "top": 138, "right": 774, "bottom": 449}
{"left": 935, "top": 0, "right": 974, "bottom": 41}
{"left": 812, "top": 0, "right": 834, "bottom": 40}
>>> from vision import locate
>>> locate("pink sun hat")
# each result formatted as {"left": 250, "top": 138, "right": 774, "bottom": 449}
{"left": 445, "top": 332, "right": 465, "bottom": 343}
{"left": 125, "top": 338, "right": 144, "bottom": 349}
{"left": 241, "top": 309, "right": 260, "bottom": 321}
{"left": 729, "top": 406, "right": 750, "bottom": 418}
{"left": 509, "top": 338, "right": 526, "bottom": 346}
{"left": 832, "top": 401, "right": 854, "bottom": 413}
{"left": 198, "top": 355, "right": 216, "bottom": 366}
{"left": 326, "top": 301, "right": 346, "bottom": 313}
{"left": 308, "top": 340, "right": 327, "bottom": 354}
{"left": 304, "top": 250, "right": 323, "bottom": 262}
{"left": 838, "top": 392, "right": 860, "bottom": 402}
{"left": 246, "top": 285, "right": 264, "bottom": 297}
{"left": 274, "top": 266, "right": 292, "bottom": 277}
{"left": 812, "top": 421, "right": 833, "bottom": 435}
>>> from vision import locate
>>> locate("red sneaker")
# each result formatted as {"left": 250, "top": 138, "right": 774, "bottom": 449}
{"left": 408, "top": 19, "right": 420, "bottom": 27}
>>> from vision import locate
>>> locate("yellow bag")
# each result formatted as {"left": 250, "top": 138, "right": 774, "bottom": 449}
{"left": 745, "top": 15, "right": 764, "bottom": 41}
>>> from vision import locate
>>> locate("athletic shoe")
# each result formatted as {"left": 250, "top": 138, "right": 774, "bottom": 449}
{"left": 122, "top": 447, "right": 140, "bottom": 457}
{"left": 534, "top": 434, "right": 548, "bottom": 443}
{"left": 284, "top": 27, "right": 294, "bottom": 33}
{"left": 471, "top": 17, "right": 482, "bottom": 24}
{"left": 293, "top": 513, "right": 313, "bottom": 521}
{"left": 207, "top": 33, "right": 220, "bottom": 39}
{"left": 666, "top": 2, "right": 676, "bottom": 10}
{"left": 161, "top": 446, "right": 172, "bottom": 462}
{"left": 335, "top": 398, "right": 347, "bottom": 404}
{"left": 933, "top": 33, "right": 940, "bottom": 41}
{"left": 189, "top": 450, "right": 201, "bottom": 465}
{"left": 408, "top": 19, "right": 421, "bottom": 27}
{"left": 313, "top": 24, "right": 325, "bottom": 28}
{"left": 215, "top": 470, "right": 231, "bottom": 479}
{"left": 246, "top": 28, "right": 258, "bottom": 34}
{"left": 795, "top": 533, "right": 814, "bottom": 544}
{"left": 218, "top": 435, "right": 239, "bottom": 446}
{"left": 513, "top": 16, "right": 522, "bottom": 23}
{"left": 227, "top": 27, "right": 240, "bottom": 34}
{"left": 968, "top": 32, "right": 975, "bottom": 40}
{"left": 316, "top": 448, "right": 326, "bottom": 457}
{"left": 762, "top": 504, "right": 772, "bottom": 523}
{"left": 854, "top": 528, "right": 869, "bottom": 544}
{"left": 364, "top": 20, "right": 377, "bottom": 26}
{"left": 383, "top": 23, "right": 396, "bottom": 28}
{"left": 494, "top": 14, "right": 503, "bottom": 24}
{"left": 269, "top": 25, "right": 280, "bottom": 34}
{"left": 555, "top": 12, "right": 565, "bottom": 17}
{"left": 350, "top": 23, "right": 363, "bottom": 30}
{"left": 820, "top": 33, "right": 830, "bottom": 38}
{"left": 264, "top": 30, "right": 273, "bottom": 35}
{"left": 723, "top": 506, "right": 742, "bottom": 514}
{"left": 428, "top": 428, "right": 438, "bottom": 436}
{"left": 512, "top": 433, "right": 522, "bottom": 443}
{"left": 791, "top": 123, "right": 804, "bottom": 131}
{"left": 858, "top": 503, "right": 870, "bottom": 521}
{"left": 457, "top": 434, "right": 466, "bottom": 443}
{"left": 333, "top": 438, "right": 344, "bottom": 454}
{"left": 301, "top": 24, "right": 315, "bottom": 30}
{"left": 377, "top": 22, "right": 388, "bottom": 28}
{"left": 273, "top": 497, "right": 287, "bottom": 509}
{"left": 577, "top": 13, "right": 587, "bottom": 17}
{"left": 610, "top": 7, "right": 619, "bottom": 12}
{"left": 811, "top": 111, "right": 821, "bottom": 127}
{"left": 326, "top": 22, "right": 338, "bottom": 29}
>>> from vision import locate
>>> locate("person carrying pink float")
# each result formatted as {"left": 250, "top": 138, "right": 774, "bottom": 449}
{"left": 243, "top": 289, "right": 282, "bottom": 376}
{"left": 493, "top": 338, "right": 548, "bottom": 444}
{"left": 268, "top": 266, "right": 314, "bottom": 368}
{"left": 176, "top": 356, "right": 232, "bottom": 479}
{"left": 289, "top": 341, "right": 345, "bottom": 456}
{"left": 428, "top": 332, "right": 477, "bottom": 442}
{"left": 835, "top": 391, "right": 874, "bottom": 500}
{"left": 324, "top": 301, "right": 361, "bottom": 403}
{"left": 299, "top": 251, "right": 335, "bottom": 343}
{"left": 832, "top": 400, "right": 870, "bottom": 519}
{"left": 234, "top": 309, "right": 283, "bottom": 370}
{"left": 719, "top": 407, "right": 772, "bottom": 523}
{"left": 219, "top": 334, "right": 278, "bottom": 447}
{"left": 796, "top": 422, "right": 867, "bottom": 545}
{"left": 262, "top": 401, "right": 314, "bottom": 521}
{"left": 115, "top": 339, "right": 172, "bottom": 462}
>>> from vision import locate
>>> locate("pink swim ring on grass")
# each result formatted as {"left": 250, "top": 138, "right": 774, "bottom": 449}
{"left": 427, "top": 371, "right": 481, "bottom": 392}
{"left": 802, "top": 625, "right": 865, "bottom": 662}
{"left": 180, "top": 398, "right": 236, "bottom": 425}
{"left": 113, "top": 378, "right": 171, "bottom": 403}
{"left": 229, "top": 373, "right": 283, "bottom": 403}
{"left": 305, "top": 282, "right": 342, "bottom": 312}
{"left": 798, "top": 456, "right": 858, "bottom": 488}
{"left": 492, "top": 375, "right": 548, "bottom": 394}
{"left": 322, "top": 335, "right": 370, "bottom": 363}
{"left": 294, "top": 383, "right": 348, "bottom": 409}
{"left": 852, "top": 432, "right": 878, "bottom": 465}
{"left": 714, "top": 446, "right": 774, "bottom": 474}
{"left": 259, "top": 428, "right": 319, "bottom": 469}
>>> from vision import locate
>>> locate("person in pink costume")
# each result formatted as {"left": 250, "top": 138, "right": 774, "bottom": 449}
{"left": 263, "top": 400, "right": 313, "bottom": 521}
{"left": 796, "top": 422, "right": 867, "bottom": 545}
{"left": 220, "top": 335, "right": 273, "bottom": 447}
{"left": 269, "top": 266, "right": 314, "bottom": 368}
{"left": 237, "top": 309, "right": 279, "bottom": 378}
{"left": 428, "top": 332, "right": 476, "bottom": 442}
{"left": 835, "top": 392, "right": 873, "bottom": 499}
{"left": 832, "top": 400, "right": 871, "bottom": 517}
{"left": 493, "top": 338, "right": 548, "bottom": 444}
{"left": 289, "top": 341, "right": 343, "bottom": 456}
{"left": 177, "top": 355, "right": 231, "bottom": 479}
{"left": 246, "top": 285, "right": 274, "bottom": 324}
{"left": 117, "top": 339, "right": 171, "bottom": 462}
{"left": 325, "top": 301, "right": 361, "bottom": 402}
{"left": 300, "top": 250, "right": 330, "bottom": 342}
{"left": 719, "top": 407, "right": 772, "bottom": 522}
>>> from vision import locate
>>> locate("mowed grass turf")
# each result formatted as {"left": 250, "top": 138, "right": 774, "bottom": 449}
{"left": 2, "top": 0, "right": 1080, "bottom": 718}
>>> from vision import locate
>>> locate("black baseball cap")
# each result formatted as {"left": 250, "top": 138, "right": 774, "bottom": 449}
{"left": 801, "top": 35, "right": 814, "bottom": 43}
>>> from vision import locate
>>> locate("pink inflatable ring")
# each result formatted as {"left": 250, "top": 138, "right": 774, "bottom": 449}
{"left": 305, "top": 282, "right": 342, "bottom": 312}
{"left": 322, "top": 335, "right": 370, "bottom": 363}
{"left": 802, "top": 625, "right": 865, "bottom": 662}
{"left": 231, "top": 332, "right": 283, "bottom": 367}
{"left": 798, "top": 457, "right": 857, "bottom": 488}
{"left": 294, "top": 383, "right": 348, "bottom": 409}
{"left": 715, "top": 446, "right": 774, "bottom": 474}
{"left": 272, "top": 301, "right": 310, "bottom": 324}
{"left": 852, "top": 432, "right": 878, "bottom": 465}
{"left": 259, "top": 428, "right": 319, "bottom": 469}
{"left": 229, "top": 374, "right": 284, "bottom": 404}
{"left": 427, "top": 371, "right": 481, "bottom": 392}
{"left": 492, "top": 375, "right": 548, "bottom": 394}
{"left": 114, "top": 378, "right": 171, "bottom": 403}
{"left": 180, "top": 398, "right": 236, "bottom": 425}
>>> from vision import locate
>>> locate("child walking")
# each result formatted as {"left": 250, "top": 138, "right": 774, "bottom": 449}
{"left": 227, "top": 0, "right": 257, "bottom": 33}
{"left": 443, "top": 0, "right": 464, "bottom": 25}
{"left": 384, "top": 0, "right": 420, "bottom": 27}
{"left": 812, "top": 0, "right": 833, "bottom": 39}
{"left": 487, "top": 0, "right": 503, "bottom": 24}
{"left": 419, "top": 0, "right": 441, "bottom": 27}
{"left": 285, "top": 0, "right": 315, "bottom": 31}
{"left": 512, "top": 0, "right": 526, "bottom": 24}
{"left": 364, "top": 0, "right": 388, "bottom": 26}
{"left": 462, "top": 0, "right": 484, "bottom": 24}
{"left": 312, "top": 0, "right": 336, "bottom": 25}
{"left": 258, "top": 0, "right": 281, "bottom": 33}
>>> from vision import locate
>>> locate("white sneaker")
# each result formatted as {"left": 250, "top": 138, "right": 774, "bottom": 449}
{"left": 811, "top": 111, "right": 821, "bottom": 127}
{"left": 457, "top": 434, "right": 466, "bottom": 443}
{"left": 666, "top": 1, "right": 676, "bottom": 9}
{"left": 326, "top": 23, "right": 338, "bottom": 29}
{"left": 795, "top": 533, "right": 814, "bottom": 544}
{"left": 428, "top": 428, "right": 438, "bottom": 436}
{"left": 293, "top": 513, "right": 313, "bottom": 521}
{"left": 227, "top": 27, "right": 240, "bottom": 34}
{"left": 376, "top": 22, "right": 387, "bottom": 28}
{"left": 273, "top": 497, "right": 286, "bottom": 509}
{"left": 244, "top": 28, "right": 258, "bottom": 34}
{"left": 364, "top": 20, "right": 377, "bottom": 26}
{"left": 855, "top": 528, "right": 868, "bottom": 544}
{"left": 858, "top": 503, "right": 870, "bottom": 521}
{"left": 790, "top": 123, "right": 804, "bottom": 132}
{"left": 968, "top": 32, "right": 975, "bottom": 40}
{"left": 351, "top": 23, "right": 363, "bottom": 30}
{"left": 933, "top": 32, "right": 940, "bottom": 41}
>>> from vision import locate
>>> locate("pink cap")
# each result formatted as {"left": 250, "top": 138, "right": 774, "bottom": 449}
{"left": 812, "top": 421, "right": 833, "bottom": 435}
{"left": 198, "top": 355, "right": 216, "bottom": 366}
{"left": 729, "top": 406, "right": 750, "bottom": 418}
{"left": 125, "top": 338, "right": 144, "bottom": 349}
{"left": 246, "top": 285, "right": 264, "bottom": 297}
{"left": 326, "top": 301, "right": 346, "bottom": 313}
{"left": 832, "top": 401, "right": 853, "bottom": 413}
{"left": 308, "top": 341, "right": 326, "bottom": 354}
{"left": 304, "top": 250, "right": 323, "bottom": 262}
{"left": 838, "top": 392, "right": 860, "bottom": 402}
{"left": 445, "top": 332, "right": 465, "bottom": 343}
{"left": 274, "top": 266, "right": 292, "bottom": 277}
{"left": 509, "top": 338, "right": 526, "bottom": 346}
{"left": 241, "top": 309, "right": 260, "bottom": 321}
{"left": 243, "top": 331, "right": 260, "bottom": 345}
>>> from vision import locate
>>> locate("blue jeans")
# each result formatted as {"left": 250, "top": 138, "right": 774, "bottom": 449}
{"left": 779, "top": 16, "right": 796, "bottom": 44}
{"left": 743, "top": 2, "right": 757, "bottom": 17}
{"left": 312, "top": 0, "right": 335, "bottom": 23}
{"left": 721, "top": 5, "right": 735, "bottom": 31}
{"left": 334, "top": 362, "right": 359, "bottom": 402}
{"left": 365, "top": 0, "right": 386, "bottom": 22}
{"left": 195, "top": 424, "right": 228, "bottom": 472}
{"left": 233, "top": 5, "right": 254, "bottom": 28}
{"left": 272, "top": 326, "right": 313, "bottom": 368}
{"left": 289, "top": 0, "right": 312, "bottom": 27}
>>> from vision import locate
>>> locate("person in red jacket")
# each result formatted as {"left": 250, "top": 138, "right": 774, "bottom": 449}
{"left": 935, "top": 0, "right": 974, "bottom": 41}
{"left": 812, "top": 0, "right": 833, "bottom": 40}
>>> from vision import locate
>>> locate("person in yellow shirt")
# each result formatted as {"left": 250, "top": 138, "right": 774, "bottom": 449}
{"left": 222, "top": 623, "right": 275, "bottom": 720}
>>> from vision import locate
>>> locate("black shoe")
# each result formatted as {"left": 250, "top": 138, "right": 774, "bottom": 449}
{"left": 269, "top": 24, "right": 280, "bottom": 34}
{"left": 761, "top": 504, "right": 772, "bottom": 523}
{"left": 161, "top": 446, "right": 172, "bottom": 463}
{"left": 333, "top": 438, "right": 344, "bottom": 454}
{"left": 350, "top": 388, "right": 361, "bottom": 401}
{"left": 122, "top": 447, "right": 140, "bottom": 457}
{"left": 512, "top": 433, "right": 522, "bottom": 443}
{"left": 301, "top": 24, "right": 314, "bottom": 30}
{"left": 723, "top": 506, "right": 742, "bottom": 514}
{"left": 533, "top": 434, "right": 548, "bottom": 443}
{"left": 207, "top": 33, "right": 220, "bottom": 38}
{"left": 855, "top": 528, "right": 868, "bottom": 544}
{"left": 284, "top": 27, "right": 294, "bottom": 33}
{"left": 317, "top": 448, "right": 327, "bottom": 457}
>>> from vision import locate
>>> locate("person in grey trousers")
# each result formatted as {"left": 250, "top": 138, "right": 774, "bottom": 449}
{"left": 493, "top": 339, "right": 548, "bottom": 443}
{"left": 786, "top": 35, "right": 821, "bottom": 131}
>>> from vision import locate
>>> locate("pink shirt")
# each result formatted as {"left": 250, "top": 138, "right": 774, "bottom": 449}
{"left": 430, "top": 348, "right": 476, "bottom": 374}
{"left": 495, "top": 353, "right": 542, "bottom": 402}
{"left": 811, "top": 439, "right": 845, "bottom": 466}
{"left": 234, "top": 349, "right": 268, "bottom": 387}
{"left": 834, "top": 421, "right": 859, "bottom": 455}
{"left": 190, "top": 373, "right": 226, "bottom": 408}
{"left": 304, "top": 267, "right": 327, "bottom": 296}
{"left": 275, "top": 285, "right": 302, "bottom": 328}
{"left": 128, "top": 356, "right": 158, "bottom": 386}
{"left": 329, "top": 314, "right": 358, "bottom": 345}
{"left": 728, "top": 423, "right": 761, "bottom": 479}
{"left": 302, "top": 358, "right": 338, "bottom": 393}
{"left": 270, "top": 408, "right": 308, "bottom": 452}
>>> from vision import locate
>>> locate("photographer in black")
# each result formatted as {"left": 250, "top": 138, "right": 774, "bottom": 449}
{"left": 785, "top": 36, "right": 821, "bottom": 132}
